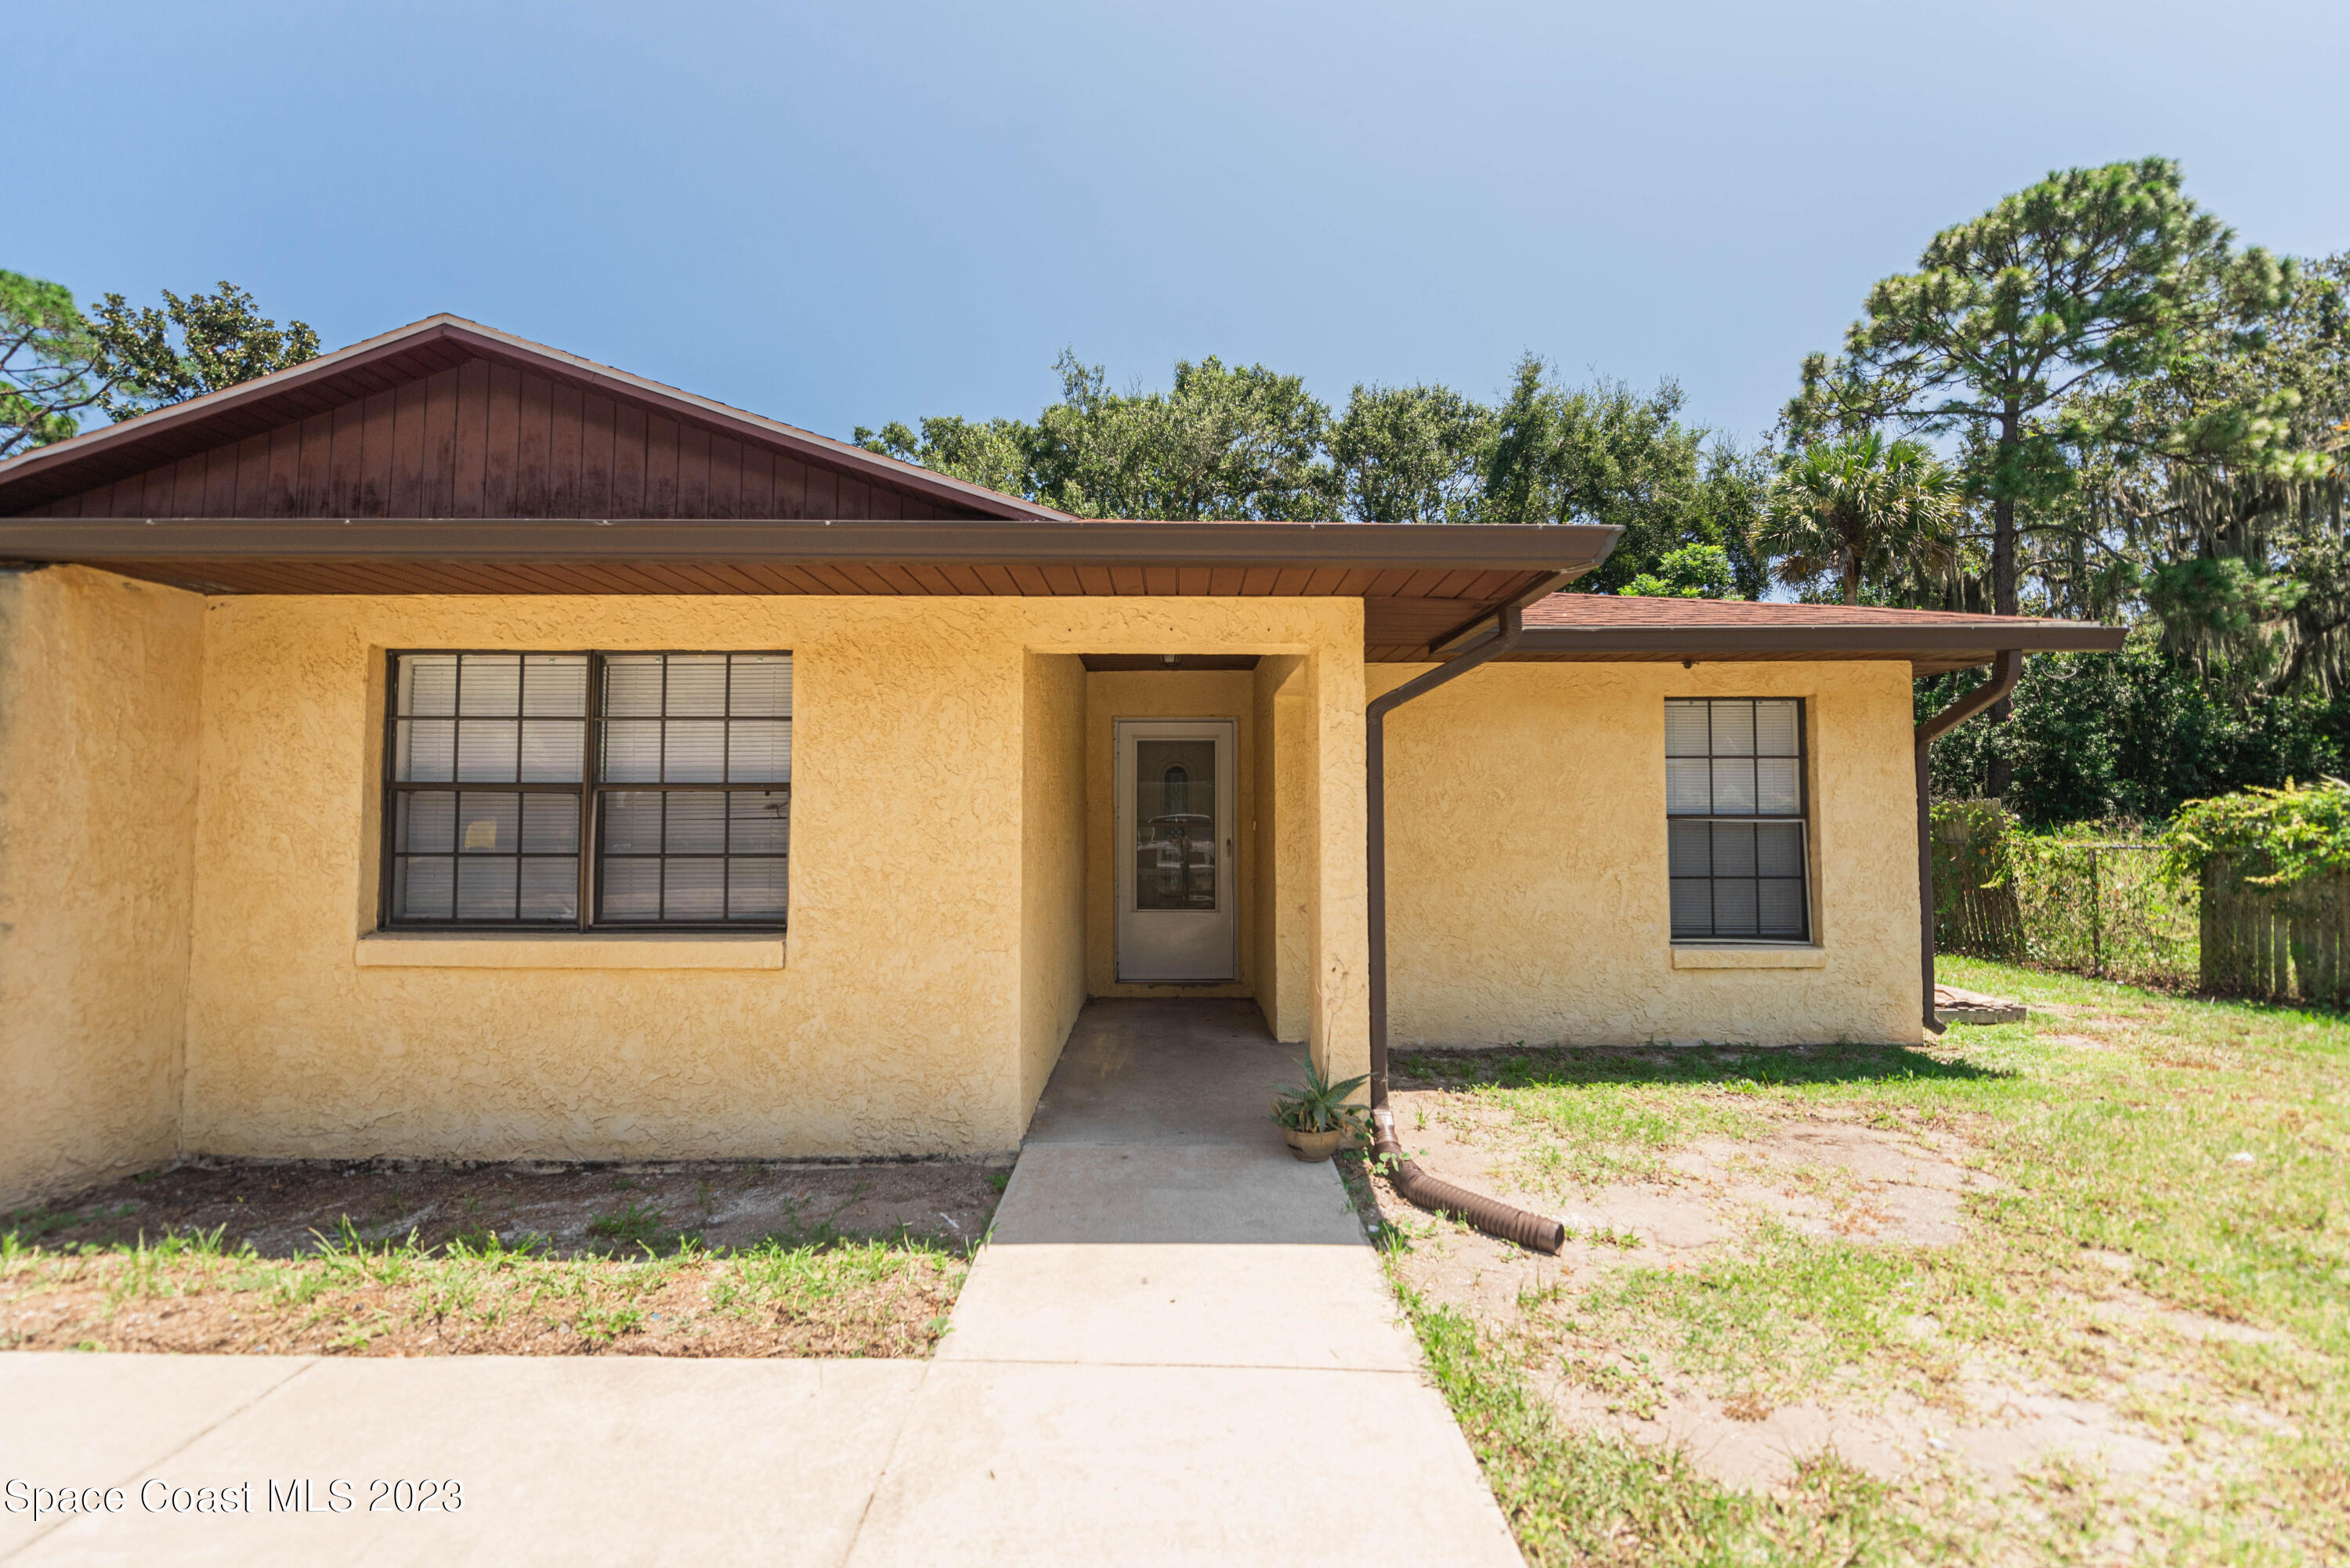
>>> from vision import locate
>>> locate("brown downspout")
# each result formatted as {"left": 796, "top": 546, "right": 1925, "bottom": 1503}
{"left": 1914, "top": 648, "right": 2023, "bottom": 1035}
{"left": 1365, "top": 605, "right": 1567, "bottom": 1254}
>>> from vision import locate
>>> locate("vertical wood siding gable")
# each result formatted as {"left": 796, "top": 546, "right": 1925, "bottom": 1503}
{"left": 421, "top": 366, "right": 461, "bottom": 515}
{"left": 513, "top": 370, "right": 554, "bottom": 516}
{"left": 547, "top": 379, "right": 584, "bottom": 517}
{"left": 389, "top": 381, "right": 428, "bottom": 517}
{"left": 11, "top": 353, "right": 996, "bottom": 521}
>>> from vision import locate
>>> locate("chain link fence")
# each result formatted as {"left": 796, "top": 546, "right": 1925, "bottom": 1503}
{"left": 1936, "top": 800, "right": 2350, "bottom": 1006}
{"left": 1932, "top": 804, "right": 2199, "bottom": 989}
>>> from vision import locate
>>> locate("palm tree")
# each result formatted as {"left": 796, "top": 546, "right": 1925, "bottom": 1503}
{"left": 1762, "top": 432, "right": 1961, "bottom": 605}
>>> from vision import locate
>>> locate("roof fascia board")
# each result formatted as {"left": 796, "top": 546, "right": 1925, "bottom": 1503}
{"left": 1517, "top": 623, "right": 2126, "bottom": 656}
{"left": 0, "top": 516, "right": 1622, "bottom": 571}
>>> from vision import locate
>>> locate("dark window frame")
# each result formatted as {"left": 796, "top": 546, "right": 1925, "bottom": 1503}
{"left": 378, "top": 649, "right": 792, "bottom": 934}
{"left": 1665, "top": 695, "right": 1812, "bottom": 945}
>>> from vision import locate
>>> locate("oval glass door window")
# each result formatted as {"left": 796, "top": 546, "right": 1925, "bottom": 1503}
{"left": 1115, "top": 720, "right": 1237, "bottom": 981}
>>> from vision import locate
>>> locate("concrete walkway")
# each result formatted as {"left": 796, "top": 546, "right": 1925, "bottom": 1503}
{"left": 848, "top": 999, "right": 1520, "bottom": 1566}
{"left": 2, "top": 1002, "right": 1520, "bottom": 1566}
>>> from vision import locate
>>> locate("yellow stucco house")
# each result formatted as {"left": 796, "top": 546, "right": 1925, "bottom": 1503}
{"left": 0, "top": 318, "right": 2118, "bottom": 1206}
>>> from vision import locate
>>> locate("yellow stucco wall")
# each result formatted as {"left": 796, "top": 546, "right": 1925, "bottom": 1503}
{"left": 1308, "top": 642, "right": 1370, "bottom": 1080}
{"left": 172, "top": 594, "right": 1365, "bottom": 1164}
{"left": 0, "top": 567, "right": 1936, "bottom": 1189}
{"left": 1020, "top": 653, "right": 1086, "bottom": 1118}
{"left": 1372, "top": 659, "right": 1919, "bottom": 1048}
{"left": 1253, "top": 655, "right": 1311, "bottom": 1042}
{"left": 0, "top": 567, "right": 204, "bottom": 1207}
{"left": 1083, "top": 670, "right": 1256, "bottom": 999}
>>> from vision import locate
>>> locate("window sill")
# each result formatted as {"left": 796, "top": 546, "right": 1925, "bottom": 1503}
{"left": 1670, "top": 944, "right": 1826, "bottom": 970}
{"left": 354, "top": 933, "right": 784, "bottom": 971}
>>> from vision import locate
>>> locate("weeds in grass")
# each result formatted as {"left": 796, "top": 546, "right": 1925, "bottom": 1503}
{"left": 1381, "top": 960, "right": 2350, "bottom": 1564}
{"left": 585, "top": 1201, "right": 668, "bottom": 1249}
{"left": 574, "top": 1302, "right": 645, "bottom": 1345}
{"left": 1406, "top": 1280, "right": 1930, "bottom": 1566}
{"left": 0, "top": 1212, "right": 970, "bottom": 1359}
{"left": 1581, "top": 1225, "right": 1936, "bottom": 1401}
{"left": 1395, "top": 1039, "right": 2004, "bottom": 1198}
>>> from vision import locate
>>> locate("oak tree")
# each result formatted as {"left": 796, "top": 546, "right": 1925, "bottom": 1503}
{"left": 90, "top": 280, "right": 320, "bottom": 420}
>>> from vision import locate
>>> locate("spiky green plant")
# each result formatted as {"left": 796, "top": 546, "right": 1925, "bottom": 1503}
{"left": 1270, "top": 1055, "right": 1370, "bottom": 1136}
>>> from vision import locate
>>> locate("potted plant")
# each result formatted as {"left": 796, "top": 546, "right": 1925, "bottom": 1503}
{"left": 1270, "top": 1056, "right": 1369, "bottom": 1162}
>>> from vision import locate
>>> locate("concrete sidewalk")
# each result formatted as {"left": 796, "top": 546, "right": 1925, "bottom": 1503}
{"left": 3, "top": 1003, "right": 1520, "bottom": 1566}
{"left": 845, "top": 1001, "right": 1520, "bottom": 1566}
{"left": 1, "top": 1354, "right": 924, "bottom": 1566}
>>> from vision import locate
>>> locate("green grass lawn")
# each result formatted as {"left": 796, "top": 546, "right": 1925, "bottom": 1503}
{"left": 1, "top": 1222, "right": 967, "bottom": 1358}
{"left": 1365, "top": 958, "right": 2350, "bottom": 1566}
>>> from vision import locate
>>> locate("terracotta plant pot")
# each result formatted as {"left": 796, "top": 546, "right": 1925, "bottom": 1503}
{"left": 1282, "top": 1125, "right": 1350, "bottom": 1163}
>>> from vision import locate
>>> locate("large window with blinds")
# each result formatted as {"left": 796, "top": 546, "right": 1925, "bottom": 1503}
{"left": 1665, "top": 697, "right": 1810, "bottom": 943}
{"left": 383, "top": 651, "right": 791, "bottom": 930}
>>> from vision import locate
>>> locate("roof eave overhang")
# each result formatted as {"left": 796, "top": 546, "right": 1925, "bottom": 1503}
{"left": 0, "top": 516, "right": 1622, "bottom": 573}
{"left": 1510, "top": 621, "right": 2128, "bottom": 674}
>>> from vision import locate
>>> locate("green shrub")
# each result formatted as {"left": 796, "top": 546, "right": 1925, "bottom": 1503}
{"left": 1921, "top": 648, "right": 2348, "bottom": 826}
{"left": 2160, "top": 776, "right": 2350, "bottom": 891}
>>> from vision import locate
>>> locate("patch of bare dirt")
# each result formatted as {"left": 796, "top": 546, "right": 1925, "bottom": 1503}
{"left": 1361, "top": 1091, "right": 2212, "bottom": 1505}
{"left": 9, "top": 1155, "right": 1007, "bottom": 1256}
{"left": 2030, "top": 1004, "right": 2146, "bottom": 1031}
{"left": 2086, "top": 1290, "right": 2287, "bottom": 1346}
{"left": 1385, "top": 1086, "right": 1995, "bottom": 1254}
{"left": 1629, "top": 1378, "right": 2175, "bottom": 1492}
{"left": 1692, "top": 1121, "right": 1999, "bottom": 1248}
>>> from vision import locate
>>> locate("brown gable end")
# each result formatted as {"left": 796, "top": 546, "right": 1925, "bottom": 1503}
{"left": 14, "top": 350, "right": 982, "bottom": 522}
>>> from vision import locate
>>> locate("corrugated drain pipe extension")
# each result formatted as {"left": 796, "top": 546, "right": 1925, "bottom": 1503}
{"left": 1914, "top": 648, "right": 2023, "bottom": 1035}
{"left": 1366, "top": 604, "right": 1567, "bottom": 1254}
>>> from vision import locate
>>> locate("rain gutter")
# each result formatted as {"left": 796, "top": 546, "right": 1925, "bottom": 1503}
{"left": 1365, "top": 603, "right": 1567, "bottom": 1254}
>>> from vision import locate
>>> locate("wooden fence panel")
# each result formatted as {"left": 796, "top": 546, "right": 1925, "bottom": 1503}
{"left": 1932, "top": 815, "right": 2025, "bottom": 959}
{"left": 2200, "top": 858, "right": 2350, "bottom": 1006}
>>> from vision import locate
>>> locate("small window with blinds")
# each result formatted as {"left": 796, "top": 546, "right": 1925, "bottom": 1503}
{"left": 383, "top": 651, "right": 790, "bottom": 930}
{"left": 1665, "top": 698, "right": 1809, "bottom": 943}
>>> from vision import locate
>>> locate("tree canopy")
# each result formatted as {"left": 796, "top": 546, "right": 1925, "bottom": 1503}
{"left": 1772, "top": 159, "right": 2343, "bottom": 812}
{"left": 0, "top": 273, "right": 317, "bottom": 457}
{"left": 1762, "top": 432, "right": 1960, "bottom": 606}
{"left": 1618, "top": 542, "right": 1739, "bottom": 599}
{"left": 90, "top": 282, "right": 319, "bottom": 419}
{"left": 1788, "top": 157, "right": 2290, "bottom": 619}
{"left": 858, "top": 351, "right": 1769, "bottom": 594}
{"left": 2, "top": 271, "right": 111, "bottom": 459}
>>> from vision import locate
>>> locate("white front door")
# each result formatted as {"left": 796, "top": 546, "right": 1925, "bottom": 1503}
{"left": 1115, "top": 719, "right": 1238, "bottom": 982}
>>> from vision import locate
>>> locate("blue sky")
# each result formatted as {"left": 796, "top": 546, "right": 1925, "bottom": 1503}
{"left": 16, "top": 1, "right": 2347, "bottom": 453}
